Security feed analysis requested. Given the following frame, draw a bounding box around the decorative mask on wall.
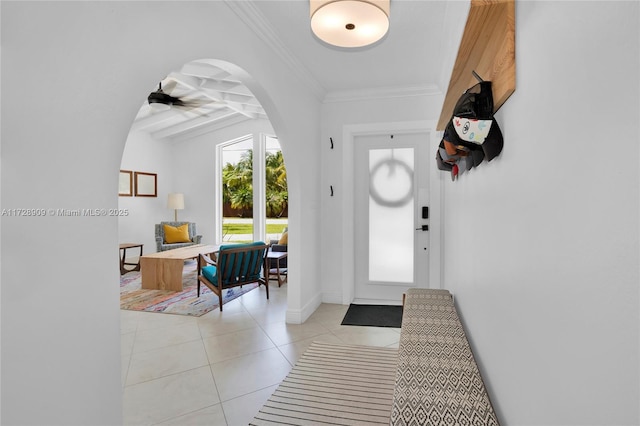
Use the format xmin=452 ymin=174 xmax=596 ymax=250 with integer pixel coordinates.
xmin=436 ymin=79 xmax=504 ymax=181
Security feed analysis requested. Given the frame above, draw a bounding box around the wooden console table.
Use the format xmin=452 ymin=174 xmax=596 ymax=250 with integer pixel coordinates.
xmin=119 ymin=243 xmax=143 ymax=275
xmin=140 ymin=244 xmax=219 ymax=291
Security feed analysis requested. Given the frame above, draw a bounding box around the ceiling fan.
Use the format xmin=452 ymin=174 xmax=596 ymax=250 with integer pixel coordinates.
xmin=147 ymin=80 xmax=212 ymax=111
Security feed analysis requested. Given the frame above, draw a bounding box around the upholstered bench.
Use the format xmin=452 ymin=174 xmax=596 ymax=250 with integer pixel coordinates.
xmin=391 ymin=288 xmax=499 ymax=425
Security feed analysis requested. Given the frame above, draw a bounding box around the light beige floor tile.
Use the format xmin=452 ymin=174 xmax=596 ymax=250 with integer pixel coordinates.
xmin=263 ymin=285 xmax=288 ymax=298
xmin=120 ymin=310 xmax=140 ymax=334
xmin=241 ymin=286 xmax=287 ymax=306
xmin=202 ymin=327 xmax=275 ymax=364
xmin=134 ymin=311 xmax=195 ymax=332
xmin=222 ymin=385 xmax=278 ymax=426
xmin=121 ymin=283 xmax=410 ymax=425
xmin=309 ymin=302 xmax=350 ymax=316
xmin=133 ymin=321 xmax=202 ymax=353
xmin=237 ymin=287 xmax=274 ymax=307
xmin=199 ymin=294 xmax=247 ymax=316
xmin=126 ymin=340 xmax=209 ymax=386
xmin=277 ymin=333 xmax=343 ymax=365
xmin=210 ymin=348 xmax=291 ymax=402
xmin=156 ymin=403 xmax=227 ymax=426
xmin=306 ymin=303 xmax=350 ymax=330
xmin=123 ymin=365 xmax=219 ymax=426
xmin=260 ymin=319 xmax=330 ymax=346
xmin=122 ymin=354 xmax=130 ymax=389
xmin=197 ymin=310 xmax=259 ymax=338
xmin=121 ymin=331 xmax=136 ymax=356
xmin=331 ymin=325 xmax=401 ymax=347
xmin=244 ymin=304 xmax=288 ymax=325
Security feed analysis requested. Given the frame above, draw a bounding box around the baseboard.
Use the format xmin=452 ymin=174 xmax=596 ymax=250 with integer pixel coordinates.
xmin=352 ymin=298 xmax=403 ymax=306
xmin=286 ymin=292 xmax=322 ymax=324
xmin=321 ymin=292 xmax=343 ymax=305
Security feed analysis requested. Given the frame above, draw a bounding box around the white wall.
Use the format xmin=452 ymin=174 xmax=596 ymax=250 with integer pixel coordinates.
xmin=170 ymin=118 xmax=275 ymax=246
xmin=118 ymin=118 xmax=275 ymax=255
xmin=442 ymin=1 xmax=639 ymax=424
xmin=4 ymin=1 xmax=637 ymax=424
xmin=319 ymin=91 xmax=444 ymax=303
xmin=119 ymin=131 xmax=175 ymax=253
xmin=0 ymin=2 xmax=320 ymax=424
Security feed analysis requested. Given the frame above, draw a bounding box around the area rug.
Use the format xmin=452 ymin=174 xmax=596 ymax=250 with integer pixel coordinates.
xmin=120 ymin=260 xmax=258 ymax=316
xmin=251 ymin=342 xmax=398 ymax=425
xmin=341 ymin=304 xmax=403 ymax=328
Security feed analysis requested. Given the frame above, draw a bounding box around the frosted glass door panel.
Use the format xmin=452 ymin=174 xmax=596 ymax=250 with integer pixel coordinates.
xmin=368 ymin=148 xmax=414 ymax=283
xmin=353 ymin=131 xmax=429 ymax=303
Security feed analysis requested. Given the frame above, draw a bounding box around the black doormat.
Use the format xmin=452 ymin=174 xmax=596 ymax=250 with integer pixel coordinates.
xmin=341 ymin=304 xmax=403 ymax=328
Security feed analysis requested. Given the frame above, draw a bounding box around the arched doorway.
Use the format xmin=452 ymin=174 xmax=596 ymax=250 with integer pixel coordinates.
xmin=118 ymin=58 xmax=287 ymax=304
xmin=1 ymin=3 xmax=319 ymax=424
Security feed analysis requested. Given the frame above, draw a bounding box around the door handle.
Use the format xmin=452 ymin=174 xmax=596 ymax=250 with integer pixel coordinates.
xmin=415 ymin=225 xmax=428 ymax=231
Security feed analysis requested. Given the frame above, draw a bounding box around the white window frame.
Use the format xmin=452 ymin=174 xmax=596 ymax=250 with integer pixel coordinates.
xmin=215 ymin=133 xmax=277 ymax=244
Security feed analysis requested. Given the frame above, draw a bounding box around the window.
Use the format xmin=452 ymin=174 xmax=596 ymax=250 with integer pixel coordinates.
xmin=217 ymin=134 xmax=287 ymax=244
xmin=221 ymin=136 xmax=254 ymax=243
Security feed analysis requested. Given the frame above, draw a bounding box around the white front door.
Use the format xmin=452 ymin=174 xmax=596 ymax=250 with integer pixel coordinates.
xmin=354 ymin=132 xmax=430 ymax=304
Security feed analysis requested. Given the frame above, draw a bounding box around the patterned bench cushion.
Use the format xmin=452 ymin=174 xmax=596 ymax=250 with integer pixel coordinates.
xmin=390 ymin=288 xmax=499 ymax=425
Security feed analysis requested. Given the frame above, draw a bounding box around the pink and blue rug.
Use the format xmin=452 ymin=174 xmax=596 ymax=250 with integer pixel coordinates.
xmin=120 ymin=260 xmax=258 ymax=316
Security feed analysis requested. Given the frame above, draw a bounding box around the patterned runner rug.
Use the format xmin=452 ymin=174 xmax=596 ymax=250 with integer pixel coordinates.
xmin=120 ymin=260 xmax=258 ymax=316
xmin=251 ymin=342 xmax=398 ymax=425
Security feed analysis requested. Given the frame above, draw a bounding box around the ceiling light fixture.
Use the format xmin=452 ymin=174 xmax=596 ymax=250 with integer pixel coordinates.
xmin=310 ymin=0 xmax=390 ymax=48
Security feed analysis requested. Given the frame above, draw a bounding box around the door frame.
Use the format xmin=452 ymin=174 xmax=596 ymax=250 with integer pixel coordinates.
xmin=353 ymin=134 xmax=429 ymax=303
xmin=341 ymin=121 xmax=443 ymax=304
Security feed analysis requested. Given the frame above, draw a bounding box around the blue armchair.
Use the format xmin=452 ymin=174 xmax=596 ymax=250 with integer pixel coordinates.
xmin=155 ymin=221 xmax=202 ymax=252
xmin=198 ymin=241 xmax=269 ymax=311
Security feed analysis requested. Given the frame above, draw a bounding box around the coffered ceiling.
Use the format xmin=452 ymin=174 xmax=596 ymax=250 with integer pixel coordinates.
xmin=132 ymin=0 xmax=469 ymax=142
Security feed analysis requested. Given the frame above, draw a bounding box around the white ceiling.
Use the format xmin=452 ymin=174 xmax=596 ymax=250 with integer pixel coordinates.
xmin=133 ymin=0 xmax=467 ymax=142
xmin=249 ymin=0 xmax=449 ymax=92
xmin=131 ymin=61 xmax=269 ymax=140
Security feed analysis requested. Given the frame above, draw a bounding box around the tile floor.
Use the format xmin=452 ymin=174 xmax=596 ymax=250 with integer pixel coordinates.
xmin=121 ymin=283 xmax=401 ymax=425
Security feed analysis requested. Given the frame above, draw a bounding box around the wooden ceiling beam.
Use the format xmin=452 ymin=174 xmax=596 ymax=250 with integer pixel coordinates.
xmin=150 ymin=111 xmax=240 ymax=140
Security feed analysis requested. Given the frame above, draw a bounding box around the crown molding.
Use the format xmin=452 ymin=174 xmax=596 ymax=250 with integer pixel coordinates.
xmin=323 ymin=84 xmax=442 ymax=103
xmin=225 ymin=0 xmax=327 ymax=101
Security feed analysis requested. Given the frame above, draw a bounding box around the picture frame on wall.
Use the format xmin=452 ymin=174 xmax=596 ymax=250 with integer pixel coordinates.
xmin=134 ymin=172 xmax=157 ymax=197
xmin=119 ymin=170 xmax=133 ymax=197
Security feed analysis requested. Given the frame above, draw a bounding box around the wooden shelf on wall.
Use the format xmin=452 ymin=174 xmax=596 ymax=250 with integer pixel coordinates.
xmin=437 ymin=0 xmax=515 ymax=131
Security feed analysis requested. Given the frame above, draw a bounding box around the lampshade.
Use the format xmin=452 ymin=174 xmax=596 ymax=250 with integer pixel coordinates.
xmin=167 ymin=193 xmax=184 ymax=210
xmin=168 ymin=193 xmax=184 ymax=221
xmin=310 ymin=0 xmax=390 ymax=48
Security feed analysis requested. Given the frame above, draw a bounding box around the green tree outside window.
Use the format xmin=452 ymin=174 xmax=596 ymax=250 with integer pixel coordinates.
xmin=222 ymin=150 xmax=288 ymax=218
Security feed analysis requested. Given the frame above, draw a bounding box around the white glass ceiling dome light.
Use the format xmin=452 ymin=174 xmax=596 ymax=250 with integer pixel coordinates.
xmin=310 ymin=0 xmax=390 ymax=48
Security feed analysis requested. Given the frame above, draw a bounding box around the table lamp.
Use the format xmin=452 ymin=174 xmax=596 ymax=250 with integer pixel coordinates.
xmin=167 ymin=193 xmax=184 ymax=221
